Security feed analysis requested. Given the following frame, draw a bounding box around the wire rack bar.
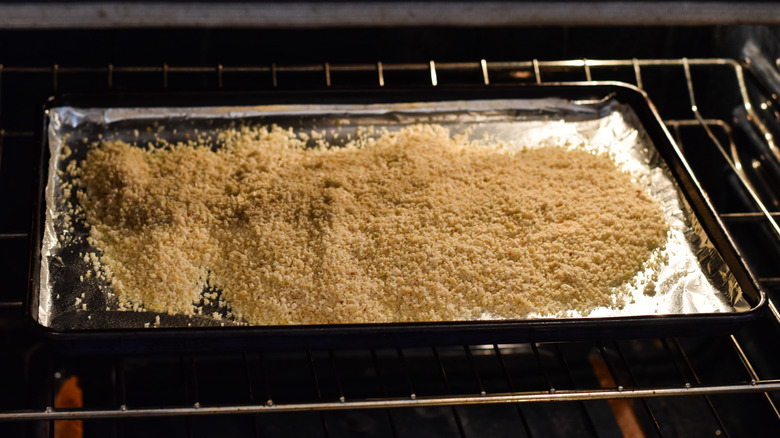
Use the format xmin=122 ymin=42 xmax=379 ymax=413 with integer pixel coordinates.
xmin=114 ymin=356 xmax=127 ymax=410
xmin=0 ymin=233 xmax=28 ymax=240
xmin=612 ymin=341 xmax=663 ymax=435
xmin=596 ymin=342 xmax=626 ymax=390
xmin=493 ymin=345 xmax=533 ymax=437
xmin=256 ymin=353 xmax=273 ymax=406
xmin=532 ymin=59 xmax=541 ymax=84
xmin=306 ymin=350 xmax=331 ymax=438
xmin=682 ymin=59 xmax=780 ymax=242
xmin=240 ymin=352 xmax=262 ymax=438
xmin=432 ymin=347 xmax=467 ymax=438
xmin=769 ymin=300 xmax=780 ymax=325
xmin=0 ymin=58 xmax=742 ymax=78
xmin=720 ymin=213 xmax=780 ymax=222
xmin=0 ymin=130 xmax=34 ymax=137
xmin=377 ymin=62 xmax=385 ymax=87
xmin=370 ymin=349 xmax=400 ymax=438
xmin=552 ymin=344 xmax=600 ymax=437
xmin=730 ymin=334 xmax=780 ymax=419
xmin=397 ymin=348 xmax=416 ymax=400
xmin=663 ymin=339 xmax=730 ymax=436
xmin=463 ymin=346 xmax=486 ymax=397
xmin=4 ymin=381 xmax=779 ymax=421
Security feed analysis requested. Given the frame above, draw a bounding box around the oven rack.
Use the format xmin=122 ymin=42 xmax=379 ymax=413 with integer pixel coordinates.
xmin=1 ymin=58 xmax=780 ymax=437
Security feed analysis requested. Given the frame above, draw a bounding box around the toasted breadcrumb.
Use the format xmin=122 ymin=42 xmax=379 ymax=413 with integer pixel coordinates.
xmin=77 ymin=124 xmax=668 ymax=324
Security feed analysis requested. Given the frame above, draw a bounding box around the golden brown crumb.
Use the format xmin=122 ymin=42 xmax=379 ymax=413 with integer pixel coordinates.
xmin=77 ymin=124 xmax=668 ymax=324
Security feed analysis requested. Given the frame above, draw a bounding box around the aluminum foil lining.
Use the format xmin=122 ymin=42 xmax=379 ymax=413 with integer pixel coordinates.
xmin=39 ymin=96 xmax=747 ymax=330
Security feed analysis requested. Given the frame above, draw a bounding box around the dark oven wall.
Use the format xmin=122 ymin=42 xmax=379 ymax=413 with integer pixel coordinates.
xmin=1 ymin=24 xmax=780 ymax=438
xmin=0 ymin=27 xmax=737 ymax=64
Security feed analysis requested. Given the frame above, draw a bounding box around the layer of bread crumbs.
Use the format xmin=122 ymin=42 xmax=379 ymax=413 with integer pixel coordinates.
xmin=76 ymin=124 xmax=668 ymax=324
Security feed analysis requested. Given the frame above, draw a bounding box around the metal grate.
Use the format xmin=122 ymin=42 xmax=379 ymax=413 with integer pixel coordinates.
xmin=1 ymin=58 xmax=780 ymax=437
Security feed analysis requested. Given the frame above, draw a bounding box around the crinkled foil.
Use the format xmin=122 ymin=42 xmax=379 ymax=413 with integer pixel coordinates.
xmin=39 ymin=97 xmax=746 ymax=330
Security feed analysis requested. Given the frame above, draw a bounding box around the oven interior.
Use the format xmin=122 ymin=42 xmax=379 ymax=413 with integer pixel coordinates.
xmin=1 ymin=26 xmax=780 ymax=437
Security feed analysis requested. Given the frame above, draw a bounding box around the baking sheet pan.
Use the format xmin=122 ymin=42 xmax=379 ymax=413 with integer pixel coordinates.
xmin=29 ymin=84 xmax=767 ymax=350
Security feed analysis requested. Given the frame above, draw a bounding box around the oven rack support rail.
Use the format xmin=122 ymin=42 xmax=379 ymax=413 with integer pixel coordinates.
xmin=0 ymin=58 xmax=779 ymax=427
xmin=1 ymin=371 xmax=779 ymax=421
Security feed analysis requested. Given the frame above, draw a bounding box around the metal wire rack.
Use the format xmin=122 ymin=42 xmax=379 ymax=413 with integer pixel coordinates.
xmin=1 ymin=58 xmax=780 ymax=437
